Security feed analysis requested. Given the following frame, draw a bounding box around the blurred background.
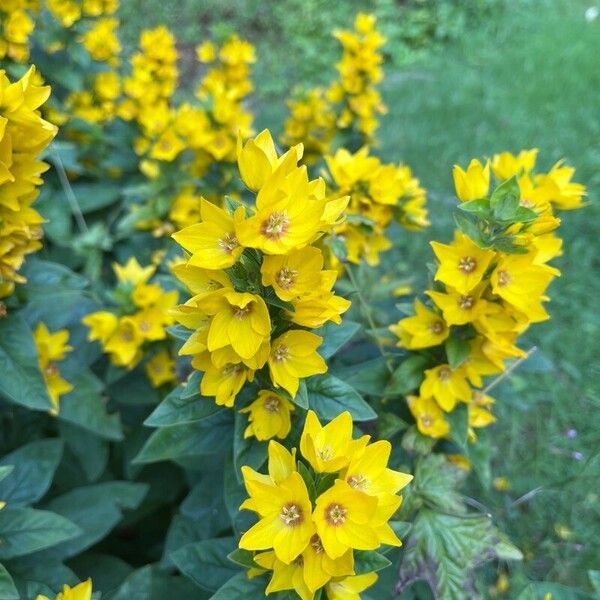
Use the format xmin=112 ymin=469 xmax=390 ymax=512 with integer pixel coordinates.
xmin=118 ymin=0 xmax=600 ymax=593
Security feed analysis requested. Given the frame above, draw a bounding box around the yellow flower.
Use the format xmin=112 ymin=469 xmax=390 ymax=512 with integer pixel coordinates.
xmin=196 ymin=40 xmax=216 ymax=62
xmin=197 ymin=290 xmax=271 ymax=360
xmin=407 ymin=395 xmax=449 ymax=439
xmin=313 ymin=480 xmax=379 ymax=559
xmin=491 ymin=149 xmax=538 ymax=181
xmin=490 ymin=254 xmax=556 ymax=322
xmin=268 ymin=331 xmax=327 ymax=397
xmin=431 ymin=233 xmax=496 ymax=294
xmin=239 ymin=471 xmax=316 ymax=564
xmin=104 ymin=316 xmax=143 ymax=368
xmin=389 ymin=299 xmax=449 ymax=350
xmin=33 ymin=323 xmax=73 ymax=415
xmin=342 ymin=440 xmax=413 ymax=499
xmin=172 ymin=199 xmax=244 ymax=269
xmin=240 ymin=390 xmax=295 ymax=441
xmin=427 ymin=284 xmax=491 ymax=326
xmin=261 ymin=247 xmax=324 ymax=301
xmin=36 ymin=578 xmax=93 ymax=600
xmin=113 ymin=257 xmax=155 ymax=286
xmin=80 ymin=17 xmax=121 ymax=65
xmin=194 ymin=357 xmax=253 ymax=408
xmin=420 ymin=364 xmax=472 ymax=412
xmin=253 ymin=551 xmax=312 ymax=600
xmin=82 ymin=311 xmax=118 ymax=344
xmin=150 ymin=128 xmax=185 ymax=161
xmin=325 ymin=572 xmax=378 ymax=600
xmin=145 ymin=349 xmax=176 ymax=387
xmin=535 ymin=160 xmax=586 ymax=210
xmin=452 ymin=159 xmax=490 ymax=201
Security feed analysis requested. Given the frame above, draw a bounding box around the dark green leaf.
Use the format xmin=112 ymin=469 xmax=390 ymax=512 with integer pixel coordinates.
xmin=343 ymin=357 xmax=392 ymax=397
xmin=0 ymin=439 xmax=63 ymax=506
xmin=234 ymin=411 xmax=266 ymax=482
xmin=377 ymin=412 xmax=409 ymax=440
xmin=446 ymin=404 xmax=469 ymax=450
xmin=386 ymin=355 xmax=429 ymax=395
xmin=227 ymin=549 xmax=258 ymax=570
xmin=490 ymin=176 xmax=520 ymax=220
xmin=210 ymin=572 xmax=267 ymax=599
xmin=354 ymin=550 xmax=392 ymax=574
xmin=170 ymin=538 xmax=239 ymax=592
xmin=0 ymin=564 xmax=19 ymax=600
xmin=307 ymin=374 xmax=376 ymax=421
xmin=70 ymin=182 xmax=121 ymax=213
xmin=0 ymin=508 xmax=81 ymax=559
xmin=145 ymin=386 xmax=223 ymax=427
xmin=0 ymin=314 xmax=53 ymax=411
xmin=314 ymin=321 xmax=361 ymax=359
xmin=457 ymin=198 xmax=490 ymax=216
xmin=444 ymin=337 xmax=471 ymax=369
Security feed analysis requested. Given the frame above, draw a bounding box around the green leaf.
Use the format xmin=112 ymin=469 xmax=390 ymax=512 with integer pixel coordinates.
xmin=446 ymin=405 xmax=469 ymax=450
xmin=0 ymin=468 xmax=12 ymax=484
xmin=227 ymin=549 xmax=258 ymax=570
xmin=0 ymin=508 xmax=81 ymax=559
xmin=490 ymin=176 xmax=520 ymax=220
xmin=444 ymin=337 xmax=471 ymax=369
xmin=210 ymin=572 xmax=267 ymax=599
xmin=167 ymin=324 xmax=192 ymax=342
xmin=589 ymin=571 xmax=600 ymax=595
xmin=377 ymin=412 xmax=409 ymax=440
xmin=386 ymin=355 xmax=429 ymax=395
xmin=41 ymin=481 xmax=148 ymax=560
xmin=145 ymin=386 xmax=223 ymax=427
xmin=0 ymin=564 xmax=19 ymax=600
xmin=291 ymin=380 xmax=309 ymax=409
xmin=171 ymin=538 xmax=239 ymax=592
xmin=354 ymin=550 xmax=392 ymax=574
xmin=234 ymin=411 xmax=266 ymax=482
xmin=134 ymin=412 xmax=233 ymax=464
xmin=297 ymin=460 xmax=317 ymax=504
xmin=513 ymin=206 xmax=539 ymax=223
xmin=401 ymin=426 xmax=436 ymax=456
xmin=0 ymin=314 xmax=53 ymax=411
xmin=457 ymin=198 xmax=490 ymax=216
xmin=0 ymin=439 xmax=63 ymax=506
xmin=412 ymin=455 xmax=466 ymax=514
xmin=70 ymin=181 xmax=121 ymax=213
xmin=314 ymin=320 xmax=361 ymax=359
xmin=453 ymin=212 xmax=484 ymax=245
xmin=397 ymin=508 xmax=497 ymax=600
xmin=307 ymin=374 xmax=376 ymax=421
xmin=59 ymin=422 xmax=109 ymax=482
xmin=341 ymin=357 xmax=391 ymax=397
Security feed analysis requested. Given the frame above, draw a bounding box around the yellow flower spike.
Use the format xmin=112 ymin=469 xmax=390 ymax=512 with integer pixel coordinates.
xmin=112 ymin=257 xmax=155 ymax=286
xmin=172 ymin=199 xmax=245 ymax=270
xmin=261 ymin=247 xmax=324 ymax=301
xmin=342 ymin=439 xmax=413 ymax=498
xmin=239 ymin=471 xmax=316 ymax=564
xmin=407 ymin=395 xmax=450 ymax=439
xmin=268 ymin=331 xmax=327 ymax=397
xmin=82 ymin=311 xmax=118 ymax=344
xmin=420 ymin=364 xmax=472 ymax=412
xmin=300 ymin=410 xmax=358 ymax=473
xmin=389 ymin=299 xmax=449 ymax=350
xmin=431 ymin=233 xmax=496 ymax=295
xmin=240 ymin=390 xmax=295 ymax=441
xmin=196 ymin=290 xmax=271 ymax=360
xmin=452 ymin=159 xmax=490 ymax=201
xmin=325 ymin=572 xmax=378 ymax=600
xmin=313 ymin=480 xmax=379 ymax=559
xmin=491 ymin=149 xmax=538 ymax=181
xmin=36 ymin=578 xmax=93 ymax=600
xmin=145 ymin=349 xmax=176 ymax=388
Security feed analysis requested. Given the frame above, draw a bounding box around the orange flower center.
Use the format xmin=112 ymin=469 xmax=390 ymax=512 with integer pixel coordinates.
xmin=219 ymin=232 xmax=239 ymax=254
xmin=420 ymin=414 xmax=434 ymax=427
xmin=263 ymin=395 xmax=281 ymax=414
xmin=438 ymin=366 xmax=452 ymax=382
xmin=317 ymin=445 xmax=334 ymax=461
xmin=347 ymin=473 xmax=368 ymax=491
xmin=120 ymin=329 xmax=134 ymax=342
xmin=232 ymin=304 xmax=252 ymax=319
xmin=458 ymin=295 xmax=475 ymax=309
xmin=310 ymin=534 xmax=324 ymax=554
xmin=429 ymin=320 xmax=445 ymax=335
xmin=280 ymin=503 xmax=303 ymax=527
xmin=497 ymin=269 xmax=511 ymax=287
xmin=458 ymin=256 xmax=477 ymax=274
xmin=223 ymin=363 xmax=244 ymax=377
xmin=325 ymin=503 xmax=347 ymax=526
xmin=45 ymin=363 xmax=59 ymax=377
xmin=261 ymin=211 xmax=290 ymax=240
xmin=272 ymin=344 xmax=289 ymax=363
xmin=275 ymin=267 xmax=297 ymax=290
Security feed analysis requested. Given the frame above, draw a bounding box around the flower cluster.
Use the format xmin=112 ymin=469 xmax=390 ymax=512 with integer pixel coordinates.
xmin=82 ymin=257 xmax=178 ymax=387
xmin=239 ymin=411 xmax=412 ymax=600
xmin=0 ymin=0 xmax=36 ymax=63
xmin=281 ymin=88 xmax=336 ymax=165
xmin=33 ymin=322 xmax=73 ymax=415
xmin=0 ymin=66 xmax=57 ymax=299
xmin=282 ymin=13 xmax=386 ymax=161
xmin=325 ymin=146 xmax=429 ymax=266
xmin=328 ymin=13 xmax=386 ymax=141
xmin=390 ymin=150 xmax=585 ymax=439
xmin=46 ymin=0 xmax=118 ymax=28
xmin=170 ymin=129 xmax=350 ymax=412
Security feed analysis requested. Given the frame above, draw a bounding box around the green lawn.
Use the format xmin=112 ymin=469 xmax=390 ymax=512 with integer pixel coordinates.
xmin=124 ymin=0 xmax=600 ymax=591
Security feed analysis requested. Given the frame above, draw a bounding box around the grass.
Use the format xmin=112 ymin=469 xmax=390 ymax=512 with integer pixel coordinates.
xmin=124 ymin=0 xmax=600 ymax=591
